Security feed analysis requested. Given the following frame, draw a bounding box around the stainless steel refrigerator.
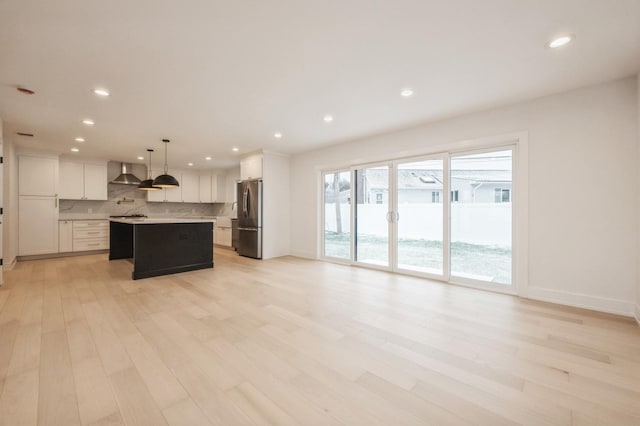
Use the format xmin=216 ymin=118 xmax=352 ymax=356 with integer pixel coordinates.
xmin=237 ymin=179 xmax=262 ymax=259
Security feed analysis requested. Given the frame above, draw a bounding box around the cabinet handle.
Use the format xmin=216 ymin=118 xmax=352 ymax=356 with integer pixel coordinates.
xmin=87 ymin=243 xmax=100 ymax=246
xmin=87 ymin=231 xmax=100 ymax=234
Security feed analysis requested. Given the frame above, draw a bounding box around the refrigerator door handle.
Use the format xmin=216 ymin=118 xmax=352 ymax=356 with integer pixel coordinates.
xmin=245 ymin=187 xmax=250 ymax=217
xmin=238 ymin=227 xmax=258 ymax=232
xmin=243 ymin=188 xmax=248 ymax=217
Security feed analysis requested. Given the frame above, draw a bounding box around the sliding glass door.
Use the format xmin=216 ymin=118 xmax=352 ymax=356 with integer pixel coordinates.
xmin=395 ymin=157 xmax=445 ymax=277
xmin=321 ymin=145 xmax=515 ymax=290
xmin=450 ymin=149 xmax=513 ymax=285
xmin=323 ymin=170 xmax=351 ymax=260
xmin=354 ymin=165 xmax=391 ymax=268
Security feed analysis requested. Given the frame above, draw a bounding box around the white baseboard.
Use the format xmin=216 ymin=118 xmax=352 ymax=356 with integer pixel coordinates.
xmin=635 ymin=304 xmax=640 ymax=326
xmin=526 ymin=286 xmax=635 ymax=317
xmin=289 ymin=250 xmax=316 ymax=259
xmin=2 ymin=257 xmax=16 ymax=271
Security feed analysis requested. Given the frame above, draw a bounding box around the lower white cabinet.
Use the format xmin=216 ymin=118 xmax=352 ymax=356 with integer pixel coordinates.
xmin=58 ymin=219 xmax=110 ymax=253
xmin=19 ymin=196 xmax=59 ymax=256
xmin=59 ymin=221 xmax=73 ymax=252
xmin=214 ymin=224 xmax=232 ymax=247
xmin=73 ymin=220 xmax=109 ymax=251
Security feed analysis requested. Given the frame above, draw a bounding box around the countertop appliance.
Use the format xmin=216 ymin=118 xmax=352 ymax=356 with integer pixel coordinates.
xmin=237 ymin=179 xmax=262 ymax=259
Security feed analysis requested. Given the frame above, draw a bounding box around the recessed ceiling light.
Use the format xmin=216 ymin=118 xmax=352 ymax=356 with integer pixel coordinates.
xmin=205 ymin=156 xmax=212 ymax=161
xmin=187 ymin=162 xmax=194 ymax=167
xmin=75 ymin=137 xmax=85 ymax=142
xmin=93 ymin=88 xmax=110 ymax=97
xmin=137 ymin=156 xmax=144 ymax=160
xmin=82 ymin=119 xmax=95 ymax=126
xmin=71 ymin=147 xmax=80 ymax=152
xmin=232 ymin=147 xmax=239 ymax=152
xmin=274 ymin=132 xmax=283 ymax=139
xmin=17 ymin=87 xmax=35 ymax=95
xmin=401 ymin=88 xmax=414 ymax=97
xmin=548 ymin=35 xmax=573 ymax=49
xmin=323 ymin=115 xmax=333 ymax=123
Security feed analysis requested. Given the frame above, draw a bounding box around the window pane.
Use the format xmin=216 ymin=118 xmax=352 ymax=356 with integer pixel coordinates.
xmin=323 ymin=171 xmax=351 ymax=259
xmin=355 ymin=166 xmax=389 ymax=267
xmin=450 ymin=150 xmax=512 ymax=284
xmin=397 ymin=159 xmax=444 ymax=275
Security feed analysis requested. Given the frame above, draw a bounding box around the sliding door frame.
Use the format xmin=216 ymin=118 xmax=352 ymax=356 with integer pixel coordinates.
xmin=350 ymin=160 xmax=394 ymax=272
xmin=392 ymin=152 xmax=449 ymax=281
xmin=447 ymin=143 xmax=517 ymax=295
xmin=318 ymin=131 xmax=529 ymax=298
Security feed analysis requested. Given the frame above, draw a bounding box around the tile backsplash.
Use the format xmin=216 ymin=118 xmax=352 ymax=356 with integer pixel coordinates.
xmin=60 ymin=184 xmax=223 ymax=217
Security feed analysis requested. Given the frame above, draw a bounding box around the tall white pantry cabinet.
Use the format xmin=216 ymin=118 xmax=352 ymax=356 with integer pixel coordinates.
xmin=18 ymin=155 xmax=59 ymax=256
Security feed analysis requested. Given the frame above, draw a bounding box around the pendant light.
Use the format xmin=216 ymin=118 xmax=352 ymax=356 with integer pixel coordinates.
xmin=138 ymin=149 xmax=161 ymax=190
xmin=152 ymin=139 xmax=180 ymax=188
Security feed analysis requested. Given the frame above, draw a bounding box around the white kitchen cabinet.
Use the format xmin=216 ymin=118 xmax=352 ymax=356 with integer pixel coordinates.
xmin=164 ymin=184 xmax=182 ymax=202
xmin=147 ymin=170 xmax=166 ymax=202
xmin=73 ymin=220 xmax=109 ymax=251
xmin=214 ymin=217 xmax=232 ymax=247
xmin=240 ymin=154 xmax=262 ymax=180
xmin=19 ymin=196 xmax=59 ymax=255
xmin=146 ymin=169 xmax=180 ymax=202
xmin=59 ymin=161 xmax=85 ymax=199
xmin=19 ymin=155 xmax=58 ymax=196
xmin=59 ymin=161 xmax=108 ymax=200
xmin=59 ymin=220 xmax=73 ymax=252
xmin=199 ymin=175 xmax=212 ymax=203
xmin=210 ymin=175 xmax=218 ymax=201
xmin=83 ymin=164 xmax=108 ymax=200
xmin=181 ymin=173 xmax=199 ymax=202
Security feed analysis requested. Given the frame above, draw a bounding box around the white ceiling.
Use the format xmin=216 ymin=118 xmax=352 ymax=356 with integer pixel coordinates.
xmin=0 ymin=0 xmax=638 ymax=169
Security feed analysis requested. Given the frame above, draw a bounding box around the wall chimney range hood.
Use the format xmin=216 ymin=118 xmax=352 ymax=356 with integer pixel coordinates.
xmin=111 ymin=163 xmax=142 ymax=185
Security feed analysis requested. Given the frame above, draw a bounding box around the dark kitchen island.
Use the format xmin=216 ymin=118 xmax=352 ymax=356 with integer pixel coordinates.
xmin=109 ymin=217 xmax=214 ymax=280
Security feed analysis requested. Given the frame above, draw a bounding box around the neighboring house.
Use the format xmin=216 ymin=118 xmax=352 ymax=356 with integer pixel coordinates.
xmin=339 ymin=169 xmax=512 ymax=204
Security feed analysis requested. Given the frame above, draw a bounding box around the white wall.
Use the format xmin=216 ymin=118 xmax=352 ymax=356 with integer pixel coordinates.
xmin=262 ymin=151 xmax=290 ymax=259
xmin=290 ymin=77 xmax=638 ymax=316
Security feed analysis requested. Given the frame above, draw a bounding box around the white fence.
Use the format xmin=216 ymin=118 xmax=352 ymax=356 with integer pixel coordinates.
xmin=324 ymin=203 xmax=511 ymax=246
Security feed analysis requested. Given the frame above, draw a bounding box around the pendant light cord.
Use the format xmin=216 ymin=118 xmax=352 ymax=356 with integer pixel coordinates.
xmin=164 ymin=140 xmax=169 ymax=174
xmin=147 ymin=150 xmax=153 ymax=179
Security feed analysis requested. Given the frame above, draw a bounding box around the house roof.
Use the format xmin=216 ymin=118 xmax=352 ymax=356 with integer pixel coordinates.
xmin=362 ymin=169 xmax=511 ymax=190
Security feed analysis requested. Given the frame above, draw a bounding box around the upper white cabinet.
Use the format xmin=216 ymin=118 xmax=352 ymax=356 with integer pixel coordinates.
xmin=59 ymin=160 xmax=108 ymax=200
xmin=240 ymin=154 xmax=263 ymax=180
xmin=181 ymin=173 xmax=200 ymax=203
xmin=147 ymin=169 xmax=200 ymax=203
xmin=199 ymin=175 xmax=212 ymax=203
xmin=164 ymin=183 xmax=182 ymax=202
xmin=19 ymin=155 xmax=58 ymax=196
xmin=84 ymin=164 xmax=108 ymax=200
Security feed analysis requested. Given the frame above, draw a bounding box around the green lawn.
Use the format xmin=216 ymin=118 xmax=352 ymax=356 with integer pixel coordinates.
xmin=324 ymin=232 xmax=511 ymax=284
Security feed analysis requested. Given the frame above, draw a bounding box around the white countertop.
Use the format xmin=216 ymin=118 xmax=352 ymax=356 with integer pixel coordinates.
xmin=109 ymin=217 xmax=215 ymax=224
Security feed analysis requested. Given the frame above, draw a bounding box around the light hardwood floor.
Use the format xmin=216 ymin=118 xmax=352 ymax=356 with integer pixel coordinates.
xmin=0 ymin=248 xmax=639 ymax=426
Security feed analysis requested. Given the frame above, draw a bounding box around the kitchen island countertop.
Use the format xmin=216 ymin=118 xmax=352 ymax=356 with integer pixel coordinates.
xmin=109 ymin=217 xmax=215 ymax=224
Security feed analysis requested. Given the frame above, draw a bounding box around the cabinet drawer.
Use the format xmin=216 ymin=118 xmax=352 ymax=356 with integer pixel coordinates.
xmin=73 ymin=228 xmax=109 ymax=239
xmin=73 ymin=238 xmax=109 ymax=252
xmin=73 ymin=220 xmax=108 ymax=229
